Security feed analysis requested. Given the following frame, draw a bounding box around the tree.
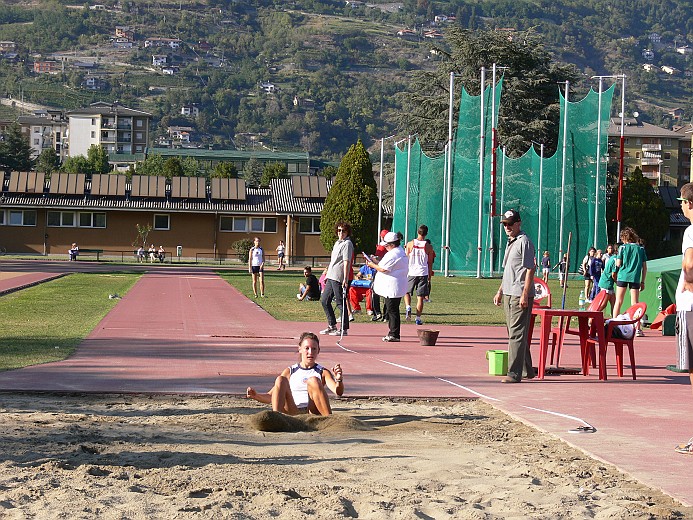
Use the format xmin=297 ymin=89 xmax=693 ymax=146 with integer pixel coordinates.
xmin=242 ymin=157 xmax=263 ymax=187
xmin=0 ymin=123 xmax=34 ymax=173
xmin=320 ymin=165 xmax=338 ymax=179
xmin=61 ymin=155 xmax=91 ymax=174
xmin=396 ymin=28 xmax=582 ymax=157
xmin=132 ymin=223 xmax=152 ymax=249
xmin=210 ymin=162 xmax=238 ymax=178
xmin=606 ymin=168 xmax=669 ymax=258
xmin=163 ymin=157 xmax=184 ymax=178
xmin=181 ymin=157 xmax=200 ymax=177
xmin=36 ymin=148 xmax=60 ymax=174
xmin=320 ymin=139 xmax=379 ymax=253
xmin=260 ymin=162 xmax=288 ymax=187
xmin=87 ymin=144 xmax=110 ymax=174
xmin=136 ymin=154 xmax=166 ymax=176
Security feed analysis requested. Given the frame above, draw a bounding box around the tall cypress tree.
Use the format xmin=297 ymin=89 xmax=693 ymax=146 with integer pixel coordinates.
xmin=320 ymin=139 xmax=378 ymax=254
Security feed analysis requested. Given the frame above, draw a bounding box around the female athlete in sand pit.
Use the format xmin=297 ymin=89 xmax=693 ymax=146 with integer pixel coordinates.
xmin=246 ymin=332 xmax=343 ymax=415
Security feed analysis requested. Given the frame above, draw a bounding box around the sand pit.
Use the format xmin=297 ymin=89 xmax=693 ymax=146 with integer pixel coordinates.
xmin=1 ymin=393 xmax=690 ymax=519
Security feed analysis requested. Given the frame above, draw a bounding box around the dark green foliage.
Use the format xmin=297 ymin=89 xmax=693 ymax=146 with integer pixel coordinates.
xmin=606 ymin=168 xmax=669 ymax=258
xmin=397 ymin=28 xmax=582 ymax=158
xmin=210 ymin=162 xmax=238 ymax=179
xmin=260 ymin=162 xmax=288 ymax=187
xmin=87 ymin=144 xmax=111 ymax=174
xmin=135 ymin=154 xmax=165 ymax=176
xmin=242 ymin=157 xmax=263 ymax=187
xmin=232 ymin=238 xmax=254 ymax=262
xmin=320 ymin=140 xmax=378 ymax=253
xmin=163 ymin=157 xmax=184 ymax=179
xmin=0 ymin=123 xmax=34 ymax=173
xmin=36 ymin=148 xmax=60 ymax=174
xmin=61 ymin=155 xmax=91 ymax=174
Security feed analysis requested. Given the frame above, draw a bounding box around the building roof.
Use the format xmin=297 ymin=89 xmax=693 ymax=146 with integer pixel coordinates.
xmin=151 ymin=147 xmax=310 ymax=162
xmin=607 ymin=118 xmax=682 ymax=139
xmin=0 ymin=175 xmax=334 ymax=216
xmin=66 ymin=102 xmax=152 ymax=118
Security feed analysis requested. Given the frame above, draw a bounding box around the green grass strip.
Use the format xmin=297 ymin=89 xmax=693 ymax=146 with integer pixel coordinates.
xmin=218 ymin=269 xmax=584 ymax=326
xmin=0 ymin=272 xmax=140 ymax=371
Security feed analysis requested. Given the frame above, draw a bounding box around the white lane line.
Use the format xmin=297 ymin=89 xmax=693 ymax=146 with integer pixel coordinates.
xmin=435 ymin=377 xmax=499 ymax=401
xmin=334 ymin=340 xmax=594 ymax=429
xmin=376 ymin=359 xmax=422 ymax=373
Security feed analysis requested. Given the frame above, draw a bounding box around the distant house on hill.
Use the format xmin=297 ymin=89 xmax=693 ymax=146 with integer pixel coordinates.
xmin=260 ymin=82 xmax=276 ymax=93
xmin=642 ymin=49 xmax=655 ymax=60
xmin=115 ymin=26 xmax=134 ymax=39
xmin=676 ymin=45 xmax=692 ymax=56
xmin=33 ymin=61 xmax=59 ymax=74
xmin=144 ymin=37 xmax=181 ymax=49
xmin=152 ymin=55 xmax=168 ymax=67
xmin=181 ymin=105 xmax=200 ymax=118
xmin=661 ymin=65 xmax=679 ymax=75
xmin=643 ymin=63 xmax=657 ymax=72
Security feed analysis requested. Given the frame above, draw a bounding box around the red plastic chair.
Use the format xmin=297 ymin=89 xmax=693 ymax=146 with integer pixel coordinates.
xmin=549 ymin=289 xmax=609 ymax=366
xmin=586 ymin=302 xmax=647 ymax=380
xmin=533 ymin=278 xmax=552 ymax=308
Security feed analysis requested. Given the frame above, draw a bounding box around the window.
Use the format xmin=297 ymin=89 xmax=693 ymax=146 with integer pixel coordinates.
xmin=91 ymin=118 xmax=96 ymax=125
xmin=91 ymin=131 xmax=96 ymax=139
xmin=47 ymin=211 xmax=74 ymax=227
xmin=9 ymin=210 xmax=37 ymax=226
xmin=153 ymin=214 xmax=169 ymax=230
xmin=135 ymin=132 xmax=143 ymax=140
xmin=220 ymin=216 xmax=247 ymax=232
xmin=34 ymin=138 xmax=40 ymax=145
xmin=664 ymin=152 xmax=672 ymax=160
xmin=299 ymin=217 xmax=321 ymax=234
xmin=287 ymin=163 xmax=297 ymax=173
xmin=33 ymin=126 xmax=40 ymax=134
xmin=635 ymin=152 xmax=641 ymax=159
xmin=79 ymin=212 xmax=106 ymax=228
xmin=135 ymin=145 xmax=143 ymax=152
xmin=136 ymin=120 xmax=143 ymax=128
xmin=0 ymin=211 xmax=4 ymax=225
xmin=251 ymin=217 xmax=277 ymax=233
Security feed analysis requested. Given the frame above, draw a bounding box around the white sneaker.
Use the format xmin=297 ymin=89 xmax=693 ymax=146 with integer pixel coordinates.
xmin=320 ymin=326 xmax=336 ymax=335
xmin=367 ymin=310 xmax=374 ymax=315
xmin=405 ymin=307 xmax=412 ymax=321
xmin=328 ymin=329 xmax=346 ymax=336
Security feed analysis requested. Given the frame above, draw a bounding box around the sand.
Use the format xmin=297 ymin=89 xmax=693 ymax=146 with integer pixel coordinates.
xmin=1 ymin=394 xmax=691 ymax=519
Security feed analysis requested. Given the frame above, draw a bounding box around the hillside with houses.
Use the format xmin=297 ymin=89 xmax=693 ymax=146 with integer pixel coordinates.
xmin=0 ymin=0 xmax=690 ymax=161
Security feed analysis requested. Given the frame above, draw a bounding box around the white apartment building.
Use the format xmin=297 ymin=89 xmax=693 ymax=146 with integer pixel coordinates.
xmin=66 ymin=102 xmax=152 ymax=166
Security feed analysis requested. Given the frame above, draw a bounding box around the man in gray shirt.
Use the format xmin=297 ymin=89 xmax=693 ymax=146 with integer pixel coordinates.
xmin=320 ymin=221 xmax=354 ymax=336
xmin=493 ymin=209 xmax=536 ymax=383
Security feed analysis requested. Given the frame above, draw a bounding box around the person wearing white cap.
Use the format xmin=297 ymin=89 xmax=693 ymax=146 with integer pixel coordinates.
xmin=366 ymin=231 xmax=408 ymax=342
xmin=493 ymin=209 xmax=536 ymax=383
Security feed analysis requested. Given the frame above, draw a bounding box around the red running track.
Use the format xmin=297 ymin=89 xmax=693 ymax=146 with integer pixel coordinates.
xmin=0 ymin=264 xmax=692 ymax=506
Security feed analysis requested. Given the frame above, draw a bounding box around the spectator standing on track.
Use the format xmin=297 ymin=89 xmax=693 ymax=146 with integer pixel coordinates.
xmin=320 ymin=221 xmax=354 ymax=337
xmin=403 ymin=224 xmax=435 ymax=326
xmin=493 ymin=209 xmax=536 ymax=384
xmin=589 ymin=249 xmax=603 ymax=301
xmin=613 ymin=227 xmax=647 ymax=336
xmin=674 ymin=183 xmax=693 ymax=454
xmin=367 ymin=231 xmax=408 ymax=342
xmin=249 ymin=237 xmax=266 ymax=298
xmin=580 ymin=247 xmax=596 ymax=300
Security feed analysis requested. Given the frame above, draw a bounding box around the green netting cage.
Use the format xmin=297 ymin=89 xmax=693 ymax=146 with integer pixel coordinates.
xmin=393 ymin=79 xmax=614 ymax=277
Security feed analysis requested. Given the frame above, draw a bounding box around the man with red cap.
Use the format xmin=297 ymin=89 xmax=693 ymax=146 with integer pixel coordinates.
xmin=493 ymin=209 xmax=536 ymax=383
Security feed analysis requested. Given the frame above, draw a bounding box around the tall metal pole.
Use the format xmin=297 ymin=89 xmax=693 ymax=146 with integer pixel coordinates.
xmin=498 ymin=146 xmax=507 ymax=273
xmin=378 ymin=135 xmax=396 ymax=243
xmin=559 ymin=81 xmax=569 ymax=257
xmin=537 ymin=143 xmax=544 ymax=262
xmin=617 ymin=74 xmax=626 ymax=240
xmin=594 ymin=76 xmax=604 ymax=248
xmin=405 ymin=135 xmax=412 ymax=243
xmin=489 ymin=63 xmax=497 ymax=277
xmin=477 ymin=67 xmax=486 ymax=278
xmin=445 ymin=72 xmax=455 ymax=277
xmin=379 ymin=137 xmax=385 ymax=243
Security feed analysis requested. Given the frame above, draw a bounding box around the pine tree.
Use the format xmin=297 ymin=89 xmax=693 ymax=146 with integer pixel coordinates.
xmin=36 ymin=148 xmax=60 ymax=174
xmin=0 ymin=123 xmax=34 ymax=173
xmin=320 ymin=140 xmax=378 ymax=254
xmin=242 ymin=157 xmax=263 ymax=187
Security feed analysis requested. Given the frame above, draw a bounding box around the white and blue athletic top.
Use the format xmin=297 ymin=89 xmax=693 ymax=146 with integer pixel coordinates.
xmin=289 ymin=363 xmax=325 ymax=408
